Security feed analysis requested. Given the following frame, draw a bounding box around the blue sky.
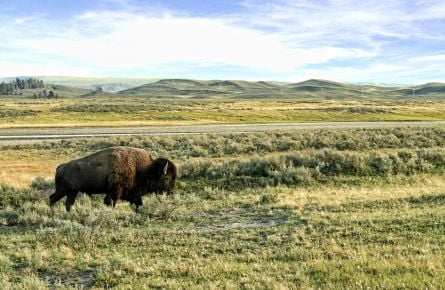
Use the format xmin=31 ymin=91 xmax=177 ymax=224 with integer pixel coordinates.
xmin=1 ymin=0 xmax=444 ymax=84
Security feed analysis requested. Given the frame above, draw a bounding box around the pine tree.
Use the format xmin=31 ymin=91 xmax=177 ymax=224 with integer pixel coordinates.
xmin=0 ymin=78 xmax=45 ymax=95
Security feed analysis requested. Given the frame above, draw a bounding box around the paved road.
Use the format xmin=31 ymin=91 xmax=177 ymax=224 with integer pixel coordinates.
xmin=0 ymin=121 xmax=444 ymax=141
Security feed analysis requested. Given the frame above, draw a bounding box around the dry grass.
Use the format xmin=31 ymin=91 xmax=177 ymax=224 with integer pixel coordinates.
xmin=0 ymin=164 xmax=56 ymax=188
xmin=0 ymin=149 xmax=63 ymax=187
xmin=0 ymin=98 xmax=444 ymax=128
xmin=272 ymin=175 xmax=445 ymax=211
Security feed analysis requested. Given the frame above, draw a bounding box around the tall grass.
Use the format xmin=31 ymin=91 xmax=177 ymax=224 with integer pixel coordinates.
xmin=180 ymin=148 xmax=445 ymax=184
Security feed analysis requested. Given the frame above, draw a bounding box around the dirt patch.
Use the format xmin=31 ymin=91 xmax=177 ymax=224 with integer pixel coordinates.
xmin=38 ymin=267 xmax=97 ymax=289
xmin=191 ymin=209 xmax=291 ymax=233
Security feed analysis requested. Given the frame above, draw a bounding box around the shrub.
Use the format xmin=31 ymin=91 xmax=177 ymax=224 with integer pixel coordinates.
xmin=260 ymin=192 xmax=279 ymax=204
xmin=1 ymin=127 xmax=444 ymax=159
xmin=367 ymin=153 xmax=391 ymax=176
xmin=180 ymin=148 xmax=445 ymax=184
xmin=30 ymin=176 xmax=54 ymax=191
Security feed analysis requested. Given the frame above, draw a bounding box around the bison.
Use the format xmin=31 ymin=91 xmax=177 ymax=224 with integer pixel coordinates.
xmin=49 ymin=146 xmax=177 ymax=212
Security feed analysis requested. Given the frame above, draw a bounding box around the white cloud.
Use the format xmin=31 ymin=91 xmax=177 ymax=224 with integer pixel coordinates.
xmin=292 ymin=63 xmax=410 ymax=83
xmin=240 ymin=0 xmax=445 ymax=44
xmin=9 ymin=10 xmax=372 ymax=74
xmin=409 ymin=54 xmax=445 ymax=62
xmin=0 ymin=0 xmax=444 ymax=82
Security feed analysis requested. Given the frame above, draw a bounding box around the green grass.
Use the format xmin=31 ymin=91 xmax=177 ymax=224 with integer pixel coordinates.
xmin=0 ymin=126 xmax=444 ymax=288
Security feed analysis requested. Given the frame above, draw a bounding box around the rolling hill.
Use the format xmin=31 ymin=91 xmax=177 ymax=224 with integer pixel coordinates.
xmin=1 ymin=76 xmax=444 ymax=99
xmin=118 ymin=78 xmax=445 ymax=99
xmin=118 ymin=79 xmax=283 ymax=98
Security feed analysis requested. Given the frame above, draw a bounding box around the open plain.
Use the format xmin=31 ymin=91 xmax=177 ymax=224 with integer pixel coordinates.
xmin=1 ymin=104 xmax=444 ymax=287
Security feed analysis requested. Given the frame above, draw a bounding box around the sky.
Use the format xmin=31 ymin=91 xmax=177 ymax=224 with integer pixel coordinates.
xmin=1 ymin=0 xmax=444 ymax=84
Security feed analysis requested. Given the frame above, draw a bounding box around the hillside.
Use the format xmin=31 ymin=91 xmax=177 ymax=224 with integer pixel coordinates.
xmin=118 ymin=79 xmax=283 ymax=98
xmin=118 ymin=78 xmax=445 ymax=99
xmin=289 ymin=79 xmax=346 ymax=88
xmin=2 ymin=76 xmax=444 ymax=99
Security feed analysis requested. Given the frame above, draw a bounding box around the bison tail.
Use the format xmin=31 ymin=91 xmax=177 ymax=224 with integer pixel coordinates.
xmin=55 ymin=163 xmax=66 ymax=179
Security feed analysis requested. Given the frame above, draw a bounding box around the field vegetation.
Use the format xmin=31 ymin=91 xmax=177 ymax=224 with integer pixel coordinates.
xmin=1 ymin=97 xmax=445 ymax=128
xmin=1 ymin=126 xmax=444 ymax=288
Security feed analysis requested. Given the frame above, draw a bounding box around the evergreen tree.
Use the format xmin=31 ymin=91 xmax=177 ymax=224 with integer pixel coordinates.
xmin=0 ymin=77 xmax=45 ymax=95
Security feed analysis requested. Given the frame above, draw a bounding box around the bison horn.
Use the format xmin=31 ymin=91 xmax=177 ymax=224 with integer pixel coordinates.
xmin=163 ymin=161 xmax=168 ymax=175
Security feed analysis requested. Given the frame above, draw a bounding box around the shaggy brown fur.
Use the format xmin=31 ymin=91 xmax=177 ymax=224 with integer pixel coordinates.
xmin=49 ymin=146 xmax=177 ymax=211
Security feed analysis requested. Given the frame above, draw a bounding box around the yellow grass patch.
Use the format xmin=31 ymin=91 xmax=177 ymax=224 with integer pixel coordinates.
xmin=273 ymin=175 xmax=445 ymax=211
xmin=0 ymin=149 xmax=60 ymax=187
xmin=1 ymin=98 xmax=445 ymax=128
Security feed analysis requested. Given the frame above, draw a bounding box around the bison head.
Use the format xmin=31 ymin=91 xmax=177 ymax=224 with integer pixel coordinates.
xmin=147 ymin=158 xmax=177 ymax=194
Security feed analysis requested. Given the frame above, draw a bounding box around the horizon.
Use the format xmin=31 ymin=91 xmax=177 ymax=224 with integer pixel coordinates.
xmin=1 ymin=0 xmax=445 ymax=84
xmin=3 ymin=75 xmax=442 ymax=88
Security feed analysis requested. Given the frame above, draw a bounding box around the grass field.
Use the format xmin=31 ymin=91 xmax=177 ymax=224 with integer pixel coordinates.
xmin=1 ymin=98 xmax=445 ymax=128
xmin=1 ymin=126 xmax=444 ymax=288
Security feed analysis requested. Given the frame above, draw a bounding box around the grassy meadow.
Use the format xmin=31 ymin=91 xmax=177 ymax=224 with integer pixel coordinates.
xmin=1 ymin=97 xmax=445 ymax=128
xmin=1 ymin=126 xmax=445 ymax=288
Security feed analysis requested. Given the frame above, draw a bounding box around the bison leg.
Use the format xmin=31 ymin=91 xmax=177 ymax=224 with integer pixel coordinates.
xmin=104 ymin=194 xmax=115 ymax=207
xmin=104 ymin=186 xmax=123 ymax=208
xmin=49 ymin=190 xmax=66 ymax=207
xmin=65 ymin=192 xmax=78 ymax=212
xmin=130 ymin=197 xmax=143 ymax=212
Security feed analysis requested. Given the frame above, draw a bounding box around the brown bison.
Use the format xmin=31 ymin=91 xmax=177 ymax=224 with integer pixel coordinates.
xmin=49 ymin=146 xmax=177 ymax=212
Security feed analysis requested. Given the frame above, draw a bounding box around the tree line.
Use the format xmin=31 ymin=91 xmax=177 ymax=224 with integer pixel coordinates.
xmin=32 ymin=89 xmax=57 ymax=99
xmin=0 ymin=77 xmax=58 ymax=98
xmin=0 ymin=77 xmax=45 ymax=95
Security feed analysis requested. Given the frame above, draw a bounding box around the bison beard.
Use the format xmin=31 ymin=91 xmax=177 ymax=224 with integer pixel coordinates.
xmin=49 ymin=146 xmax=177 ymax=212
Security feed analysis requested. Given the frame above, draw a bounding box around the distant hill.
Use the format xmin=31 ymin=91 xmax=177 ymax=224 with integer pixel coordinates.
xmin=412 ymin=82 xmax=445 ymax=95
xmin=118 ymin=79 xmax=283 ymax=98
xmin=289 ymin=79 xmax=346 ymax=89
xmin=1 ymin=76 xmax=444 ymax=99
xmin=118 ymin=78 xmax=445 ymax=99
